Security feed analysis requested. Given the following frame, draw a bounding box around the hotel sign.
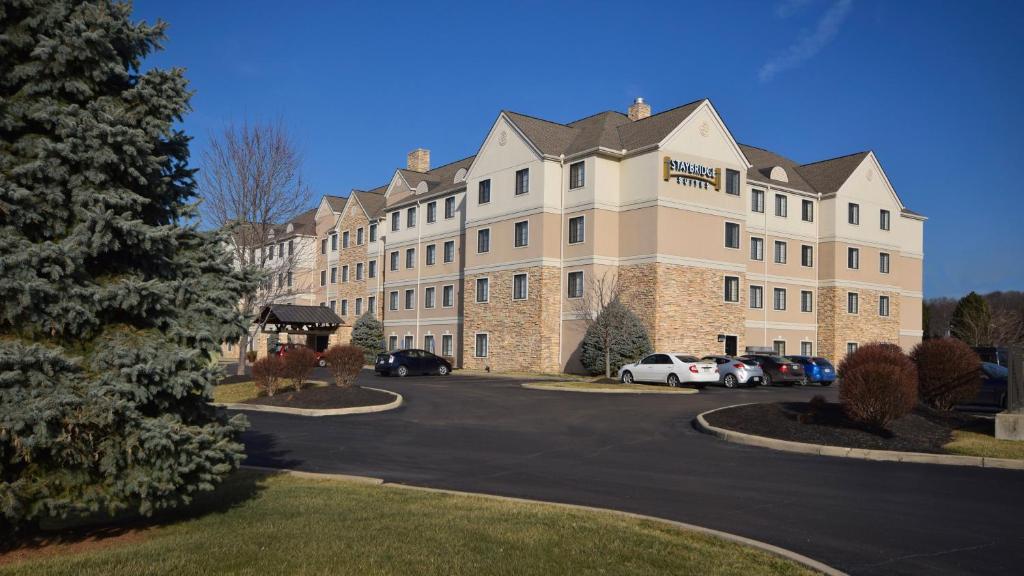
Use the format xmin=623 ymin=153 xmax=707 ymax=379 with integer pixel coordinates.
xmin=663 ymin=156 xmax=720 ymax=190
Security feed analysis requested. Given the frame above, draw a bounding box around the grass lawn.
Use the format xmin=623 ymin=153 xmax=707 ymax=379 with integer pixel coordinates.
xmin=211 ymin=380 xmax=328 ymax=403
xmin=524 ymin=381 xmax=699 ymax=394
xmin=944 ymin=419 xmax=1024 ymax=460
xmin=0 ymin=471 xmax=813 ymax=576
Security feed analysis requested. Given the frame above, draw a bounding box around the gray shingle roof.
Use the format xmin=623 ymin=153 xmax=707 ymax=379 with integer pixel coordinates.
xmin=259 ymin=304 xmax=342 ymax=326
xmin=615 ymin=99 xmax=705 ymax=151
xmin=324 ymin=195 xmax=346 ymax=212
xmin=353 ymin=186 xmax=387 ymax=218
xmin=797 ymin=152 xmax=870 ymax=195
xmin=739 ymin=144 xmax=817 ymax=193
xmin=386 ymin=156 xmax=475 ymax=210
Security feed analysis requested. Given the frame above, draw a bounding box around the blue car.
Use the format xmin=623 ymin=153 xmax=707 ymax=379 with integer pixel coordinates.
xmin=788 ymin=356 xmax=836 ymax=386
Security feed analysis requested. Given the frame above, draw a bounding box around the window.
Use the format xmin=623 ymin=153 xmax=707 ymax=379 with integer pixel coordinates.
xmin=357 ymin=227 xmax=364 ymax=245
xmin=288 ymin=239 xmax=294 ymax=256
xmin=356 ymin=262 xmax=363 ymax=280
xmin=848 ymin=247 xmax=859 ymax=269
xmin=801 ymin=290 xmax=813 ymax=313
xmin=513 ymin=273 xmax=528 ymax=300
xmin=752 ymin=189 xmax=765 ymax=213
xmin=773 ymin=340 xmax=786 ymax=356
xmin=442 ymin=334 xmax=453 ymax=357
xmin=515 ymin=168 xmax=529 ymax=195
xmin=880 ymin=209 xmax=891 ymax=231
xmin=407 ymin=207 xmax=417 ymax=228
xmin=443 ymin=240 xmax=455 ymax=263
xmin=286 ymin=271 xmax=293 ymax=287
xmin=474 ymin=333 xmax=489 ymax=357
xmin=801 ymin=245 xmax=813 ymax=267
xmin=775 ymin=194 xmax=787 ymax=217
xmin=276 ymin=273 xmax=282 ymax=288
xmin=801 ymin=342 xmax=813 ymax=356
xmin=750 ymin=237 xmax=764 ymax=261
xmin=724 ymin=276 xmax=740 ymax=302
xmin=391 ymin=211 xmax=400 ymax=232
xmin=725 ymin=222 xmax=740 ymax=249
xmin=567 ymin=271 xmax=584 ymax=298
xmin=568 ymin=216 xmax=585 ymax=244
xmin=848 ymin=292 xmax=859 ymax=314
xmin=369 ymin=223 xmax=377 ymax=242
xmin=750 ymin=285 xmax=763 ymax=309
xmin=278 ymin=243 xmax=283 ymax=257
xmin=355 ymin=298 xmax=363 ymax=316
xmin=342 ymin=230 xmax=350 ymax=248
xmin=368 ymin=260 xmax=377 ymax=278
xmin=879 ymin=295 xmax=891 ymax=317
xmin=848 ymin=203 xmax=860 ymax=225
xmin=476 ymin=278 xmax=489 ymax=303
xmin=267 ymin=246 xmax=273 ymax=261
xmin=847 ymin=342 xmax=859 ymax=355
xmin=426 ymin=201 xmax=437 ymax=223
xmin=774 ymin=241 xmax=787 ymax=264
xmin=320 ymin=238 xmax=328 ymax=254
xmin=404 ymin=289 xmax=415 ymax=310
xmin=344 ymin=265 xmax=352 ymax=282
xmin=718 ymin=168 xmax=738 ymax=195
xmin=341 ymin=300 xmax=348 ymax=316
xmin=442 ymin=285 xmax=454 ymax=307
xmin=320 ymin=270 xmax=327 ymax=287
xmin=403 ymin=335 xmax=413 ymax=349
xmin=570 ymin=161 xmax=585 ymax=189
xmin=423 ymin=335 xmax=435 ymax=353
xmin=331 ymin=234 xmax=338 ymax=251
xmin=478 ymin=179 xmax=491 ymax=204
xmin=330 ymin=267 xmax=337 ymax=284
xmin=405 ymin=248 xmax=415 ymax=269
xmin=880 ymin=252 xmax=890 ymax=274
xmin=773 ymin=288 xmax=787 ymax=310
xmin=329 ymin=300 xmax=336 ymax=311
xmin=390 ymin=251 xmax=399 ymax=271
xmin=424 ymin=286 xmax=436 ymax=308
xmin=388 ymin=335 xmax=398 ymax=351
xmin=368 ymin=296 xmax=376 ymax=315
xmin=477 ymin=229 xmax=490 ymax=253
xmin=445 ymin=196 xmax=455 ymax=218
xmin=426 ymin=244 xmax=436 ymax=266
xmin=801 ymin=199 xmax=814 ymax=222
xmin=514 ymin=220 xmax=529 ymax=247
xmin=389 ymin=291 xmax=398 ymax=311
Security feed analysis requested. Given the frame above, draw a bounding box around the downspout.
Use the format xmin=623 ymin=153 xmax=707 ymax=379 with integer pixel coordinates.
xmin=763 ymin=188 xmax=768 ymax=347
xmin=415 ymin=200 xmax=423 ymax=348
xmin=558 ymin=153 xmax=565 ymax=371
xmin=815 ymin=192 xmax=821 ymax=355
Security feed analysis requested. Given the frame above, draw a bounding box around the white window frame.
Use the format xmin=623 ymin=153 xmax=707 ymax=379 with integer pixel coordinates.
xmin=723 ymin=275 xmax=740 ymax=303
xmin=773 ymin=287 xmax=787 ymax=311
xmin=513 ymin=220 xmax=529 ymax=248
xmin=801 ymin=290 xmax=813 ymax=313
xmin=404 ymin=288 xmax=415 ymax=310
xmin=568 ymin=215 xmax=585 ymax=245
xmin=749 ymin=285 xmax=763 ymax=309
xmin=801 ymin=245 xmax=813 ymax=268
xmin=474 ymin=332 xmax=490 ymax=358
xmin=475 ymin=277 xmax=490 ymax=303
xmin=879 ymin=295 xmax=890 ymax=317
xmin=750 ymin=236 xmax=764 ymax=261
xmin=405 ymin=247 xmax=416 ymax=269
xmin=426 ymin=201 xmax=437 ymax=224
xmin=752 ymin=189 xmax=765 ymax=213
xmin=513 ymin=272 xmax=529 ymax=300
xmin=567 ymin=270 xmax=584 ymax=299
xmin=424 ymin=286 xmax=436 ymax=309
xmin=443 ymin=240 xmax=455 ymax=263
xmin=774 ymin=241 xmax=787 ymax=264
xmin=442 ymin=334 xmax=453 ymax=357
xmin=426 ymin=244 xmax=437 ymax=266
xmin=724 ymin=222 xmax=741 ymax=249
xmin=801 ymin=341 xmax=813 ymax=356
xmin=476 ymin=228 xmax=491 ymax=254
xmin=442 ymin=284 xmax=455 ymax=308
xmin=848 ymin=247 xmax=860 ymax=270
xmin=389 ymin=290 xmax=399 ymax=311
xmin=847 ymin=292 xmax=860 ymax=315
xmin=569 ymin=161 xmax=585 ymax=189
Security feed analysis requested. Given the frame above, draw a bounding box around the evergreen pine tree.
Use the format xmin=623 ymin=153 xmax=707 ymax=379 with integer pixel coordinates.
xmin=351 ymin=313 xmax=384 ymax=362
xmin=950 ymin=291 xmax=992 ymax=346
xmin=0 ymin=0 xmax=254 ymax=531
xmin=580 ymin=301 xmax=652 ymax=376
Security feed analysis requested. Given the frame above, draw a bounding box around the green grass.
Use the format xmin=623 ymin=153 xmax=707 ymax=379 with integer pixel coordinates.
xmin=211 ymin=380 xmax=328 ymax=403
xmin=944 ymin=419 xmax=1024 ymax=460
xmin=1 ymin=471 xmax=813 ymax=576
xmin=524 ymin=381 xmax=699 ymax=394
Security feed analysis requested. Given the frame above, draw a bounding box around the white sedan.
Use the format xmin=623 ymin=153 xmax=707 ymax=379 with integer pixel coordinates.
xmin=618 ymin=353 xmax=719 ymax=387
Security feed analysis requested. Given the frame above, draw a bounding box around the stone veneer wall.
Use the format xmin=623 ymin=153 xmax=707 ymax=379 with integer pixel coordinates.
xmin=817 ymin=287 xmax=900 ymax=362
xmin=462 ymin=266 xmax=560 ymax=372
xmin=336 ymin=206 xmax=373 ymax=336
xmin=619 ymin=263 xmax=746 ymax=356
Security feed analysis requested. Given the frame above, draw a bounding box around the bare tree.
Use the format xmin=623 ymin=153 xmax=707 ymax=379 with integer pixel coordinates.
xmin=572 ymin=270 xmax=623 ymax=378
xmin=200 ymin=121 xmax=312 ymax=375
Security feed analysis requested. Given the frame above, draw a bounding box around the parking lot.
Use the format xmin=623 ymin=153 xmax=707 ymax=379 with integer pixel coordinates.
xmin=239 ymin=370 xmax=1023 ymax=576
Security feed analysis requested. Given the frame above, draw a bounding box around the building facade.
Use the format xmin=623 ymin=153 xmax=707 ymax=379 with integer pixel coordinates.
xmin=246 ymin=97 xmax=925 ymax=372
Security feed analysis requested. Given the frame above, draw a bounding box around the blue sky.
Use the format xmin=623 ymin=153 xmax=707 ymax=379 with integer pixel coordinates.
xmin=134 ymin=0 xmax=1024 ymax=298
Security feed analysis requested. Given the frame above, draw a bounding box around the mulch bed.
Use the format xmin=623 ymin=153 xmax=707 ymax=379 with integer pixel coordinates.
xmin=243 ymin=385 xmax=393 ymax=410
xmin=704 ymin=401 xmax=980 ymax=454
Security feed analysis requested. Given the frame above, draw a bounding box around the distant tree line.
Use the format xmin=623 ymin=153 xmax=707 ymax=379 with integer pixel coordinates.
xmin=924 ymin=290 xmax=1024 ymax=347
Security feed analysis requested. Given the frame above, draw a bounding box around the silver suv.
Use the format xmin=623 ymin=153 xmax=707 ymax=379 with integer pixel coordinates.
xmin=700 ymin=356 xmax=765 ymax=388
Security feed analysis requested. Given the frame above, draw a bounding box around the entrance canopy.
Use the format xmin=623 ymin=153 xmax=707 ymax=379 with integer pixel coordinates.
xmin=257 ymin=304 xmax=343 ymax=334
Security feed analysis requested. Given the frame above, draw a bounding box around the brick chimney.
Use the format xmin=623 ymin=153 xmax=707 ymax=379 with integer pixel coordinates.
xmin=628 ymin=97 xmax=651 ymax=121
xmin=407 ymin=148 xmax=430 ymax=172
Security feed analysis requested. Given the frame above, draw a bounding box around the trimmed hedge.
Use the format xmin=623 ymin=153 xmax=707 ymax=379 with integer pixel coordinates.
xmin=838 ymin=342 xmax=917 ymax=431
xmin=911 ymin=338 xmax=982 ymax=410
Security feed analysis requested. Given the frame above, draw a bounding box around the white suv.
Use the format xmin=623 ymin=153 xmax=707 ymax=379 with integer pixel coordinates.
xmin=618 ymin=353 xmax=719 ymax=387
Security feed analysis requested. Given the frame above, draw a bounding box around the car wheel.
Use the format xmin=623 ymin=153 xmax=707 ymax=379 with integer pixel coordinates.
xmin=723 ymin=374 xmax=738 ymax=388
xmin=438 ymin=364 xmax=449 ymax=376
xmin=318 ymin=358 xmax=326 ymax=367
xmin=763 ymin=373 xmax=772 ymax=387
xmin=397 ymin=365 xmax=409 ymax=377
xmin=821 ymin=380 xmax=832 ymax=387
xmin=621 ymin=371 xmax=634 ymax=384
xmin=667 ymin=373 xmax=680 ymax=387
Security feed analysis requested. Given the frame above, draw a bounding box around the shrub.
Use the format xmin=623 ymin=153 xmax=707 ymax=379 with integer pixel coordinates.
xmin=252 ymin=356 xmax=286 ymax=397
xmin=911 ymin=338 xmax=982 ymax=411
xmin=838 ymin=342 xmax=917 ymax=431
xmin=323 ymin=345 xmax=365 ymax=388
xmin=351 ymin=313 xmax=385 ymax=363
xmin=580 ymin=300 xmax=652 ymax=376
xmin=283 ymin=346 xmax=316 ymax=391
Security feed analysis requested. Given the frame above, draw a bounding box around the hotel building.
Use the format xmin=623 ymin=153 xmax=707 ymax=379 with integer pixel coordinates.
xmin=252 ymin=97 xmax=925 ymax=373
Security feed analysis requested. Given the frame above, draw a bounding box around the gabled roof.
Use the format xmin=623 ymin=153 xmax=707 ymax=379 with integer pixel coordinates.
xmin=615 ymin=99 xmax=705 ymax=151
xmin=739 ymin=144 xmax=816 ymax=194
xmin=797 ymin=151 xmax=870 ymax=196
xmin=287 ymin=208 xmax=317 ymax=236
xmin=324 ymin=195 xmax=346 ymax=212
xmin=352 ymin=185 xmax=387 ymax=218
xmin=385 ymin=155 xmax=475 ymax=210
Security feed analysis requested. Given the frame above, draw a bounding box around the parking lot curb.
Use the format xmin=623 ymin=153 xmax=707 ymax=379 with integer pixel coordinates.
xmin=521 ymin=382 xmax=699 ymax=394
xmin=695 ymin=404 xmax=1024 ymax=471
xmin=215 ymin=387 xmax=402 ymax=417
xmin=243 ymin=466 xmax=844 ymax=575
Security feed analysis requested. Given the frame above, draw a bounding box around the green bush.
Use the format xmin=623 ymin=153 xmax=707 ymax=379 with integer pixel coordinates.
xmin=911 ymin=338 xmax=982 ymax=410
xmin=580 ymin=301 xmax=652 ymax=376
xmin=838 ymin=342 xmax=917 ymax=431
xmin=351 ymin=313 xmax=384 ymax=363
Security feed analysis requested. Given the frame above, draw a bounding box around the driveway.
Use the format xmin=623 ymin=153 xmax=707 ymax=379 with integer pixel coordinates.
xmin=239 ymin=371 xmax=1024 ymax=575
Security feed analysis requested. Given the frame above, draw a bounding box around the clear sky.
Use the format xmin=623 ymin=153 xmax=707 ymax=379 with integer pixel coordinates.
xmin=134 ymin=0 xmax=1024 ymax=298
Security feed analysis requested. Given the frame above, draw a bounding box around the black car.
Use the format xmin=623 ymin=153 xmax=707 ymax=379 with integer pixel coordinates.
xmin=970 ymin=362 xmax=1008 ymax=409
xmin=376 ymin=349 xmax=451 ymax=377
xmin=739 ymin=354 xmax=806 ymax=386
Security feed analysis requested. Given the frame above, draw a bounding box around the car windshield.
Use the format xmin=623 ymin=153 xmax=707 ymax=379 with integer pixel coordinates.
xmin=738 ymin=358 xmax=758 ymax=366
xmin=772 ymin=356 xmax=794 ymax=363
xmin=675 ymin=355 xmax=699 ymax=363
xmin=982 ymin=362 xmax=1008 ymax=379
xmin=813 ymin=357 xmax=831 ymax=365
